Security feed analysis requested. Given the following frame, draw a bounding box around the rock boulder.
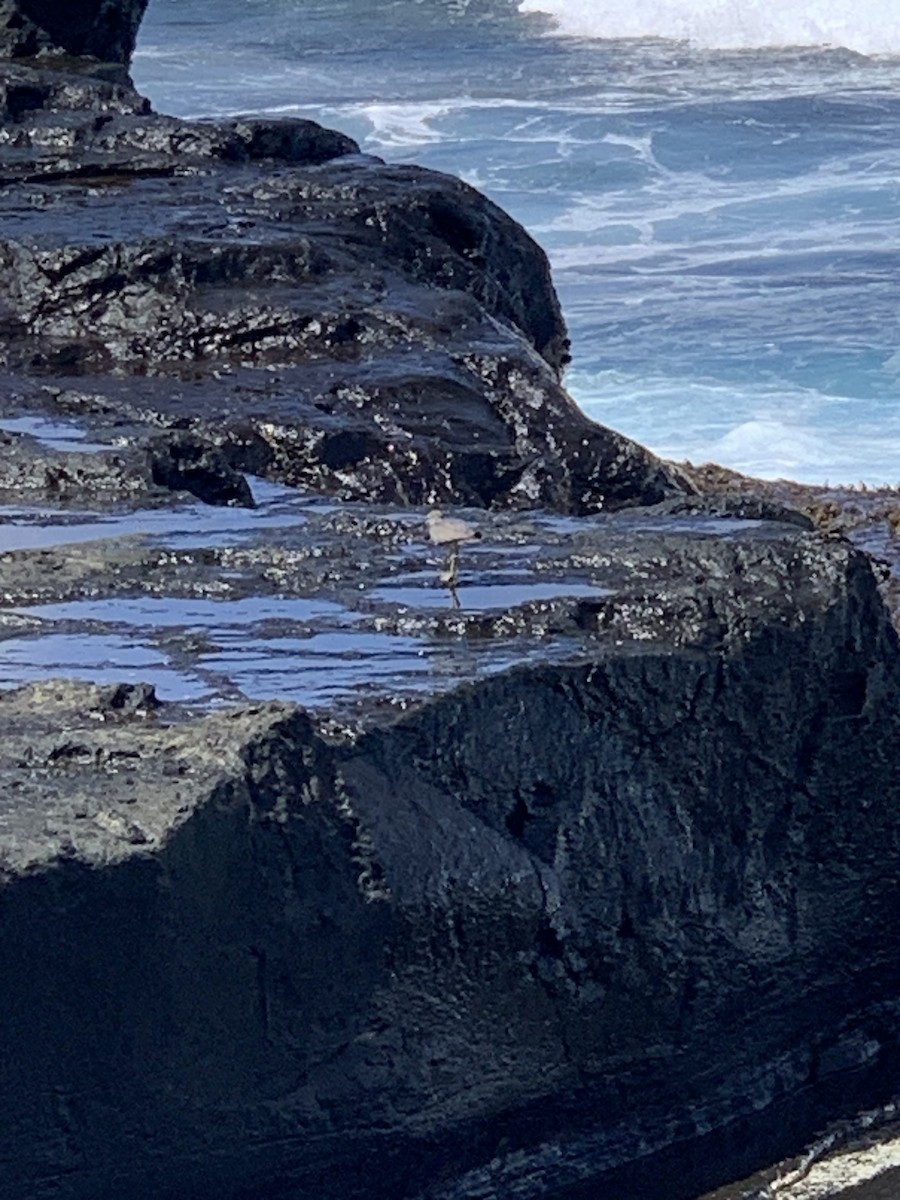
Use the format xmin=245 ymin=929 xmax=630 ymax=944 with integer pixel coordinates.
xmin=0 ymin=0 xmax=149 ymax=66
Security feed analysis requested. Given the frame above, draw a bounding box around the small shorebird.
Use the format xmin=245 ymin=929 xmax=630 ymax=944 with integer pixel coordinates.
xmin=425 ymin=508 xmax=481 ymax=589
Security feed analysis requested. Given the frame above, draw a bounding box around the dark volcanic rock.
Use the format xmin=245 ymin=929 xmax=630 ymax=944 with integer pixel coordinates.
xmin=0 ymin=60 xmax=145 ymax=123
xmin=0 ymin=0 xmax=149 ymax=66
xmin=0 ymin=415 xmax=257 ymax=507
xmin=1 ymin=514 xmax=900 ymax=1200
xmin=147 ymin=429 xmax=255 ymax=507
xmin=0 ymin=45 xmax=687 ymax=514
xmin=4 ymin=7 xmax=900 ymax=1200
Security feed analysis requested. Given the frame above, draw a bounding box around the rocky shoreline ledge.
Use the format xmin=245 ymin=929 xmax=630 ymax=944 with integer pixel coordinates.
xmin=3 ymin=4 xmax=900 ymax=1199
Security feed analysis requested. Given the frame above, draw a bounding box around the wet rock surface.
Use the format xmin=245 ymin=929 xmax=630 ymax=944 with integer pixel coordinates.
xmin=3 ymin=6 xmax=900 ymax=1200
xmin=0 ymin=487 xmax=843 ymax=713
xmin=3 ymin=487 xmax=900 ymax=1200
xmin=0 ymin=40 xmax=684 ymax=515
xmin=678 ymin=462 xmax=900 ymax=635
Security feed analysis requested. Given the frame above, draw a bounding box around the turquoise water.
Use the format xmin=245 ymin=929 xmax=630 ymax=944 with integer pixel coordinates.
xmin=133 ymin=0 xmax=900 ymax=485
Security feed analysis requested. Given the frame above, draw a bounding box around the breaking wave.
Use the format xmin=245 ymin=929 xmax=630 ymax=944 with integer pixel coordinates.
xmin=517 ymin=0 xmax=900 ymax=53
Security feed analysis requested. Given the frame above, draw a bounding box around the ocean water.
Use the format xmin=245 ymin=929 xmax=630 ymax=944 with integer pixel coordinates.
xmin=132 ymin=0 xmax=900 ymax=486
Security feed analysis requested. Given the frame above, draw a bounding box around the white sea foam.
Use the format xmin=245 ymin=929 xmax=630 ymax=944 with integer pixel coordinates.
xmin=356 ymin=101 xmax=452 ymax=147
xmin=570 ymin=372 xmax=900 ymax=486
xmin=339 ymin=95 xmax=581 ymax=154
xmin=518 ymin=0 xmax=900 ymax=54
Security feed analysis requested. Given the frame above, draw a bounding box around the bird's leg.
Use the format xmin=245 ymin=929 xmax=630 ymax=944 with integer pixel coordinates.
xmin=442 ymin=544 xmax=460 ymax=589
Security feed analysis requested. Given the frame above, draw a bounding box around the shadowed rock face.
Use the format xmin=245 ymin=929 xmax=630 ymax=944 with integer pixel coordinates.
xmin=0 ymin=0 xmax=149 ymax=64
xmin=2 ymin=518 xmax=900 ymax=1200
